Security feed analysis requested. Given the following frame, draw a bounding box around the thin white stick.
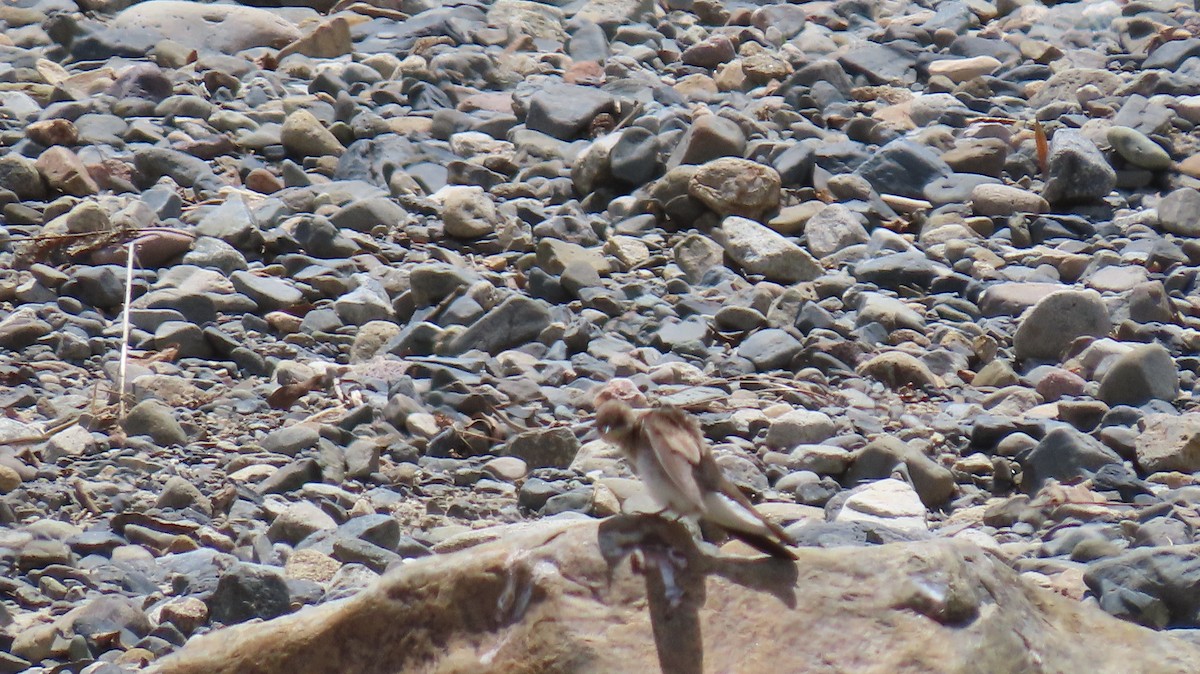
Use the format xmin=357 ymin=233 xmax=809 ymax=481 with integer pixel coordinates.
xmin=117 ymin=241 xmax=136 ymax=421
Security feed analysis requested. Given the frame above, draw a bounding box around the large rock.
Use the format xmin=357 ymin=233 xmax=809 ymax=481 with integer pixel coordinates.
xmin=1135 ymin=413 xmax=1200 ymax=474
xmin=111 ymin=1 xmax=301 ymax=54
xmin=1096 ymin=343 xmax=1178 ymax=407
xmin=1013 ymin=289 xmax=1111 ymax=362
xmin=441 ymin=295 xmax=551 ymax=355
xmin=719 ymin=216 xmax=822 ymax=283
xmin=1018 ymin=426 xmax=1122 ymax=494
xmin=1085 ymin=545 xmax=1200 ymax=629
xmin=153 ymin=517 xmax=1200 ymax=674
xmin=1041 ymin=129 xmax=1116 ymax=206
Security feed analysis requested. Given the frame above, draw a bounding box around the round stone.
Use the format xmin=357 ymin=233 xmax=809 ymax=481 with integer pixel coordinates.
xmin=1107 ymin=126 xmax=1172 ymax=171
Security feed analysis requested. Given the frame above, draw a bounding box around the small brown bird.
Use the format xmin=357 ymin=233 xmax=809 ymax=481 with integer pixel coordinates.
xmin=594 ymin=399 xmax=798 ymax=560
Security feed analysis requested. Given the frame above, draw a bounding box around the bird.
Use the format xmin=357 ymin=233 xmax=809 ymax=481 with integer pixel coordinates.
xmin=594 ymin=398 xmax=798 ymax=560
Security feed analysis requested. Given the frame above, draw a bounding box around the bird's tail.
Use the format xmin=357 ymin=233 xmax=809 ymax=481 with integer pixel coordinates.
xmin=726 ymin=528 xmax=799 ymax=560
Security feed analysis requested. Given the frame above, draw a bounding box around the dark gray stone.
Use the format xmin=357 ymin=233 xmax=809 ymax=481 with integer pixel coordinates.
xmin=230 ymin=270 xmax=303 ymax=312
xmin=1018 ymin=426 xmax=1123 ymax=494
xmin=207 ymin=563 xmax=291 ymax=625
xmin=736 ymin=328 xmax=802 ymax=371
xmin=505 ymin=428 xmax=580 ymax=469
xmin=525 ymin=84 xmax=615 ymax=140
xmin=854 ymin=139 xmax=951 ymax=199
xmin=1085 ymin=546 xmax=1200 ymax=628
xmin=1042 ymin=129 xmax=1116 ymax=206
xmin=442 ymin=295 xmax=551 ymax=355
xmin=262 ymin=425 xmax=319 ymax=456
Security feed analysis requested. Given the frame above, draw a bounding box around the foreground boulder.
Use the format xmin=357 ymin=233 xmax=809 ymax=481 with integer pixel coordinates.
xmin=153 ymin=517 xmax=1200 ymax=674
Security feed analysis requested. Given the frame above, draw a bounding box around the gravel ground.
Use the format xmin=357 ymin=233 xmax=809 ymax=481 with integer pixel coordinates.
xmin=5 ymin=0 xmax=1200 ymax=669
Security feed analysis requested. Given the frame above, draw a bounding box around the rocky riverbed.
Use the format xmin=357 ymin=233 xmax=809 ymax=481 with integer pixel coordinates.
xmin=5 ymin=0 xmax=1200 ymax=670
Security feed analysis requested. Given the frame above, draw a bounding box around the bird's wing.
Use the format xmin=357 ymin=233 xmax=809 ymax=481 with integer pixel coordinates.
xmin=698 ymin=456 xmax=799 ymax=547
xmin=639 ymin=407 xmax=706 ymax=508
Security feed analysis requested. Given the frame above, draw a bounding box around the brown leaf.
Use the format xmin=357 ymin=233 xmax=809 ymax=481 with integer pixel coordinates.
xmin=1033 ymin=120 xmax=1049 ymax=176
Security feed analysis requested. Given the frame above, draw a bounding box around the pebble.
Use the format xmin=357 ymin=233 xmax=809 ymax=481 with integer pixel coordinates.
xmin=720 ymin=216 xmax=822 ymax=283
xmin=1042 ymin=129 xmax=1116 ymax=206
xmin=1013 ymin=290 xmax=1111 ymax=362
xmin=1107 ymin=126 xmax=1172 ymax=171
xmin=970 ymin=183 xmax=1048 ymax=216
xmin=1096 ymin=343 xmax=1178 ymax=407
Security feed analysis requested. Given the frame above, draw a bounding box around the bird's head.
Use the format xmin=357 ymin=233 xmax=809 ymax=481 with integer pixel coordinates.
xmin=594 ymin=400 xmax=637 ymax=445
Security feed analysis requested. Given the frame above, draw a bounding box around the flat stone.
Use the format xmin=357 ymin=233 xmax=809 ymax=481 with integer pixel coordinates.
xmin=736 ymin=328 xmax=802 ymax=371
xmin=230 ymin=271 xmax=304 ymax=312
xmin=978 ymin=283 xmax=1062 ymax=318
xmin=927 ymin=55 xmax=1001 ymax=83
xmin=835 ymin=479 xmax=928 ymax=533
xmin=525 ymin=84 xmax=614 ymax=141
xmin=442 ymin=295 xmax=552 ymax=355
xmin=268 ymin=502 xmax=338 ymax=545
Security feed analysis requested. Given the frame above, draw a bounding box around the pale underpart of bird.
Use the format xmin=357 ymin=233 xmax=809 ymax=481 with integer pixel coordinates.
xmin=594 ymin=399 xmax=798 ymax=560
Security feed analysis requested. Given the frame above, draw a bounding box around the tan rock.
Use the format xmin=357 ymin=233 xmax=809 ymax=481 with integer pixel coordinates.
xmin=26 ymin=118 xmax=78 ymax=146
xmin=0 ymin=464 xmax=21 ymax=494
xmin=971 ymin=183 xmax=1049 ymax=216
xmin=152 ymin=517 xmax=1200 ymax=674
xmin=281 ymin=109 xmax=344 ymax=159
xmin=35 ymin=146 xmax=98 ymax=196
xmin=1135 ymin=413 xmax=1200 ymax=474
xmin=836 ymin=478 xmax=928 ymax=532
xmin=285 ymin=549 xmax=342 ymax=584
xmin=278 ymin=17 xmax=352 ymax=60
xmin=688 ymin=157 xmax=781 ymax=220
xmin=857 ymin=351 xmax=941 ymax=389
